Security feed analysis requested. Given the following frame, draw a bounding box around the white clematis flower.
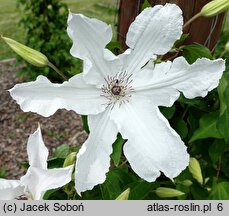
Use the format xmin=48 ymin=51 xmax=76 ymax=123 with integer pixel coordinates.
xmin=9 ymin=4 xmax=225 ymax=195
xmin=0 ymin=126 xmax=73 ymax=200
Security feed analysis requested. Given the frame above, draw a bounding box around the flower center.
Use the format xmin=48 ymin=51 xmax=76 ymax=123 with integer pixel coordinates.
xmin=111 ymin=85 xmax=122 ymax=95
xmin=15 ymin=194 xmax=29 ymax=200
xmin=101 ymin=71 xmax=134 ymax=108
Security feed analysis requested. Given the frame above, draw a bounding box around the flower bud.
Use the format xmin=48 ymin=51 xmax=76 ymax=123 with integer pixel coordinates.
xmin=225 ymin=41 xmax=229 ymax=52
xmin=181 ymin=180 xmax=193 ymax=187
xmin=204 ymin=177 xmax=210 ymax=185
xmin=63 ymin=152 xmax=76 ymax=167
xmin=115 ymin=188 xmax=130 ymax=200
xmin=155 ymin=187 xmax=185 ymax=198
xmin=1 ymin=36 xmax=49 ymax=67
xmin=188 ymin=157 xmax=203 ymax=185
xmin=200 ymin=0 xmax=229 ymax=17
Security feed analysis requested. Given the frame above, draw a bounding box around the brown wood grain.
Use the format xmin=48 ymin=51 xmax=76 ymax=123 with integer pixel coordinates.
xmin=117 ymin=0 xmax=144 ymax=50
xmin=118 ymin=0 xmax=225 ymax=51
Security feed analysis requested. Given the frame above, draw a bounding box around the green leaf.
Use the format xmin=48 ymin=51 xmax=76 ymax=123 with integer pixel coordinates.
xmin=47 ymin=158 xmax=65 ymax=169
xmin=221 ymin=153 xmax=229 ymax=178
xmin=174 ymin=168 xmax=192 ymax=182
xmin=53 ymin=144 xmax=70 ymax=159
xmin=190 ymin=182 xmax=209 ymax=199
xmin=128 ymin=181 xmax=159 ymax=200
xmin=178 ymin=93 xmax=217 ymax=111
xmin=182 ymin=44 xmax=213 ymax=64
xmin=100 ymin=167 xmax=135 ymax=200
xmin=174 ymin=34 xmax=189 ymax=47
xmin=217 ymin=73 xmax=228 ymax=115
xmin=142 ymin=0 xmax=151 ymax=10
xmin=209 ymin=182 xmax=229 ymax=200
xmin=111 ymin=134 xmax=125 ymax=167
xmin=43 ymin=188 xmax=68 ymax=200
xmin=176 ymin=182 xmax=191 ymax=200
xmin=106 ymin=41 xmax=121 ymax=54
xmin=43 ymin=188 xmax=61 ymax=200
xmin=159 ymin=105 xmax=176 ymax=120
xmin=172 ymin=118 xmax=188 ymax=139
xmin=81 ymin=115 xmax=89 ymax=134
xmin=217 ymin=72 xmax=229 ymax=143
xmin=189 ymin=111 xmax=223 ymax=143
xmin=187 ymin=108 xmax=202 ymax=137
xmin=209 ymin=140 xmax=227 ymax=164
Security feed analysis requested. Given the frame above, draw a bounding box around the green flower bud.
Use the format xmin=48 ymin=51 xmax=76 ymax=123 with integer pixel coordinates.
xmin=115 ymin=188 xmax=130 ymax=200
xmin=225 ymin=41 xmax=229 ymax=52
xmin=1 ymin=36 xmax=49 ymax=67
xmin=155 ymin=187 xmax=185 ymax=198
xmin=204 ymin=177 xmax=210 ymax=185
xmin=189 ymin=157 xmax=203 ymax=185
xmin=63 ymin=152 xmax=76 ymax=167
xmin=181 ymin=180 xmax=193 ymax=187
xmin=200 ymin=0 xmax=229 ymax=17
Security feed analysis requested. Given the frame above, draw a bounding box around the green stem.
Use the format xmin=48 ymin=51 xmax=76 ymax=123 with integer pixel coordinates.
xmin=120 ymin=159 xmax=128 ymax=167
xmin=48 ymin=61 xmax=68 ymax=81
xmin=183 ymin=13 xmax=202 ymax=29
xmin=219 ymin=49 xmax=226 ymax=58
xmin=216 ymin=157 xmax=221 ymax=180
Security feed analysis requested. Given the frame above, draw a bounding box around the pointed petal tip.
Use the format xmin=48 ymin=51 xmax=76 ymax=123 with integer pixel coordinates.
xmin=27 ymin=123 xmax=49 ymax=169
xmin=34 ymin=123 xmax=41 ymax=134
xmin=30 ymin=124 xmax=42 ymax=141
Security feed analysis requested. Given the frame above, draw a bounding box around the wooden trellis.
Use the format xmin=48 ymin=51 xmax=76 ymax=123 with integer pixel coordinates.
xmin=118 ymin=0 xmax=225 ymax=51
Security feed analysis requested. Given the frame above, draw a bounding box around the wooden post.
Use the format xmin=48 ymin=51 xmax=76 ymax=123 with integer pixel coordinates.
xmin=118 ymin=0 xmax=225 ymax=51
xmin=117 ymin=0 xmax=144 ymax=50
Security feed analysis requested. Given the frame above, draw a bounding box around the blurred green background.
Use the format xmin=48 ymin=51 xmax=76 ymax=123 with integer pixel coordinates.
xmin=0 ymin=0 xmax=117 ymax=60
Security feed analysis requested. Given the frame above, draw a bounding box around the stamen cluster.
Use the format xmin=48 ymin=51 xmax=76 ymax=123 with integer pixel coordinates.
xmin=101 ymin=71 xmax=134 ymax=107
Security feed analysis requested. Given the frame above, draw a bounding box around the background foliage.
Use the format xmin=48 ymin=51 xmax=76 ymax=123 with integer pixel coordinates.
xmin=16 ymin=0 xmax=80 ymax=82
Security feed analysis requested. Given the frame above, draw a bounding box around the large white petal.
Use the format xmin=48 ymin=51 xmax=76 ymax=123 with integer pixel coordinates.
xmin=67 ymin=12 xmax=117 ymax=84
xmin=9 ymin=74 xmax=106 ymax=117
xmin=0 ymin=179 xmax=24 ymax=200
xmin=110 ymin=96 xmax=189 ymax=181
xmin=20 ymin=166 xmax=73 ymax=200
xmin=133 ymin=57 xmax=225 ymax=106
xmin=27 ymin=125 xmax=48 ymax=170
xmin=75 ymin=109 xmax=118 ymax=195
xmin=126 ymin=4 xmax=183 ymax=74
